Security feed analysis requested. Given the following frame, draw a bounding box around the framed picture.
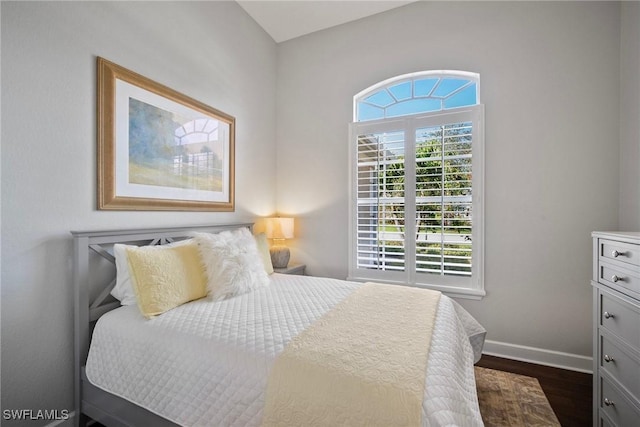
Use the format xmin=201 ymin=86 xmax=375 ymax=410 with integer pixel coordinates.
xmin=97 ymin=57 xmax=235 ymax=211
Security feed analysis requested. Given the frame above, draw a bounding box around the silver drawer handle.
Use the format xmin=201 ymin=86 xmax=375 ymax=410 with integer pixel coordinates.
xmin=612 ymin=250 xmax=627 ymax=258
xmin=604 ymin=311 xmax=615 ymax=319
xmin=611 ymin=275 xmax=625 ymax=283
xmin=604 ymin=354 xmax=615 ymax=363
xmin=604 ymin=398 xmax=615 ymax=407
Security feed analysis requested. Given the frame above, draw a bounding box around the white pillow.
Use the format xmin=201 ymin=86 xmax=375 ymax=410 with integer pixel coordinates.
xmin=111 ymin=239 xmax=193 ymax=306
xmin=193 ymin=228 xmax=270 ymax=301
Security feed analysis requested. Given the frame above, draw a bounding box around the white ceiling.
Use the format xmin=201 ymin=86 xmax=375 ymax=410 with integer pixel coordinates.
xmin=236 ymin=0 xmax=417 ymax=43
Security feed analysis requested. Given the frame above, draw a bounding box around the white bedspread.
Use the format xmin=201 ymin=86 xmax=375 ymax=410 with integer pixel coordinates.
xmin=86 ymin=274 xmax=486 ymax=426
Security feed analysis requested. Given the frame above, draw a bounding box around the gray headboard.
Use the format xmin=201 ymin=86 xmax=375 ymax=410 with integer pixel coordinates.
xmin=71 ymin=222 xmax=252 ymax=423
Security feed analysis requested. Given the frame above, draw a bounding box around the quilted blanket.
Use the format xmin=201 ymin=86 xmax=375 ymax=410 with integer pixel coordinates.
xmin=86 ymin=274 xmax=485 ymax=426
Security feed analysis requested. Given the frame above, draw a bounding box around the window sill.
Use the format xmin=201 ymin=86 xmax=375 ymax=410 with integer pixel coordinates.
xmin=346 ymin=275 xmax=485 ymax=300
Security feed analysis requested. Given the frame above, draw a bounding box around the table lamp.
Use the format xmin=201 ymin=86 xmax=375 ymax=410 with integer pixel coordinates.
xmin=265 ymin=217 xmax=294 ymax=268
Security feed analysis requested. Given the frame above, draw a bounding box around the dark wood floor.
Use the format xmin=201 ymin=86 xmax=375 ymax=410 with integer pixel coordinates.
xmin=476 ymin=355 xmax=592 ymax=427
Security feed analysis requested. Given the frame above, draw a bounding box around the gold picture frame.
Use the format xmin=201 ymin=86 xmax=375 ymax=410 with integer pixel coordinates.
xmin=97 ymin=57 xmax=235 ymax=211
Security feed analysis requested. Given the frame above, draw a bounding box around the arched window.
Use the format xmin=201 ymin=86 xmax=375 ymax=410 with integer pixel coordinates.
xmin=355 ymin=71 xmax=479 ymax=122
xmin=349 ymin=71 xmax=484 ymax=298
xmin=173 ymin=118 xmax=225 ymax=182
xmin=174 ymin=118 xmax=219 ymax=146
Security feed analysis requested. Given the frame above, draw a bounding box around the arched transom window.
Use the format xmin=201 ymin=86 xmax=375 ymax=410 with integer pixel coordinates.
xmin=355 ymin=71 xmax=479 ymax=122
xmin=175 ymin=118 xmax=219 ymax=146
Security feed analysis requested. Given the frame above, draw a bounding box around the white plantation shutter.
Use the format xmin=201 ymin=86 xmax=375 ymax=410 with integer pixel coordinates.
xmin=415 ymin=122 xmax=473 ymax=278
xmin=350 ymin=73 xmax=484 ymax=298
xmin=356 ymin=130 xmax=406 ymax=273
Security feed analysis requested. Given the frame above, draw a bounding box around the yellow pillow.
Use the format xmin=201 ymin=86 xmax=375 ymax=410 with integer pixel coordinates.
xmin=254 ymin=232 xmax=274 ymax=274
xmin=126 ymin=243 xmax=207 ymax=318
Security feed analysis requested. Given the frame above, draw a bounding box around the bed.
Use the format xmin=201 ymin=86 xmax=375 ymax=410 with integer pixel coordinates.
xmin=73 ymin=223 xmax=486 ymax=427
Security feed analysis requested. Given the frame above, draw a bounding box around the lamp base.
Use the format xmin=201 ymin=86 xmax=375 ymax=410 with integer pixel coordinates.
xmin=269 ymin=246 xmax=290 ymax=269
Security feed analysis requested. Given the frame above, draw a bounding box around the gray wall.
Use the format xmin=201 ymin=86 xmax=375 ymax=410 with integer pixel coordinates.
xmin=619 ymin=1 xmax=640 ymax=230
xmin=276 ymin=1 xmax=621 ymax=362
xmin=1 ymin=1 xmax=277 ymax=424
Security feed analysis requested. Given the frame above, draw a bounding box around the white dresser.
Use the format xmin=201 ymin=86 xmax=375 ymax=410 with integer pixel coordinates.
xmin=592 ymin=232 xmax=640 ymax=427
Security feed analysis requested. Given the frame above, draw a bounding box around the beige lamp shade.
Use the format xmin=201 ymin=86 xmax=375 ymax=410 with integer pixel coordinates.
xmin=265 ymin=217 xmax=294 ymax=240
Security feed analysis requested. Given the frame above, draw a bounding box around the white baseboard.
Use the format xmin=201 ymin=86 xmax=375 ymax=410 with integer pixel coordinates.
xmin=483 ymin=339 xmax=593 ymax=373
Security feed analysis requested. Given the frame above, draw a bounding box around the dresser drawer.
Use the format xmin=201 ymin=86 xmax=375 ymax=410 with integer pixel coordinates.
xmin=599 ymin=413 xmax=615 ymax=427
xmin=599 ymin=262 xmax=640 ymax=299
xmin=600 ymin=290 xmax=640 ymax=352
xmin=600 ymin=239 xmax=640 ymax=269
xmin=600 ymin=334 xmax=640 ymax=402
xmin=600 ymin=376 xmax=640 ymax=427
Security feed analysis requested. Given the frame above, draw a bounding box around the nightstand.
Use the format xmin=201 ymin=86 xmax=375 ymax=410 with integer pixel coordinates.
xmin=274 ymin=263 xmax=306 ymax=275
